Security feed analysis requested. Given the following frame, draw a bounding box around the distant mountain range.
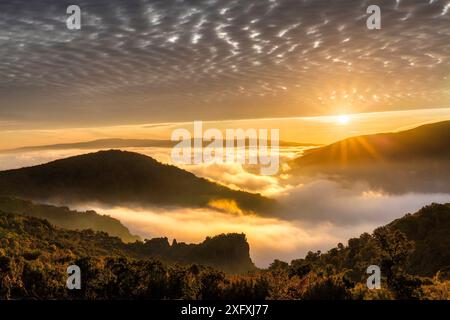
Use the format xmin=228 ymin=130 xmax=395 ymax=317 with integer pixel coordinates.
xmin=0 ymin=150 xmax=275 ymax=212
xmin=291 ymin=121 xmax=450 ymax=193
xmin=0 ymin=138 xmax=319 ymax=153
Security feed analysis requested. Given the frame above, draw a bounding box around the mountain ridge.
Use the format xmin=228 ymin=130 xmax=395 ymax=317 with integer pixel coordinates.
xmin=290 ymin=121 xmax=450 ymax=193
xmin=0 ymin=149 xmax=275 ymax=213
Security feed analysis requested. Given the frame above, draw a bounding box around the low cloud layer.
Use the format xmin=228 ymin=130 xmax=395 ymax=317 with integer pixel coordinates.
xmin=73 ymin=203 xmax=349 ymax=267
xmin=1 ymin=147 xmax=449 ymax=266
xmin=277 ymin=179 xmax=450 ymax=225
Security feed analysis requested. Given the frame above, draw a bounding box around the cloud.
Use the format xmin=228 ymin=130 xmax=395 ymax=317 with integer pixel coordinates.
xmin=179 ymin=162 xmax=284 ymax=195
xmin=1 ymin=0 xmax=450 ymax=126
xmin=277 ymin=179 xmax=450 ymax=226
xmin=73 ymin=202 xmax=345 ymax=267
xmin=2 ymin=146 xmax=449 ymax=267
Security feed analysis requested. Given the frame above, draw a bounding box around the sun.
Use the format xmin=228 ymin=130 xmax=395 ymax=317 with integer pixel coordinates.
xmin=337 ymin=114 xmax=350 ymax=125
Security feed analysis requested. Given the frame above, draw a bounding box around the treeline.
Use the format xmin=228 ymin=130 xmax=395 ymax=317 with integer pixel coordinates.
xmin=262 ymin=203 xmax=450 ymax=299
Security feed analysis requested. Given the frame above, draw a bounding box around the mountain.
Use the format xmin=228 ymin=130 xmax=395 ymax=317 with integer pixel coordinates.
xmin=0 ymin=196 xmax=139 ymax=242
xmin=0 ymin=138 xmax=318 ymax=153
xmin=0 ymin=150 xmax=275 ymax=212
xmin=0 ymin=210 xmax=254 ymax=274
xmin=291 ymin=121 xmax=450 ymax=193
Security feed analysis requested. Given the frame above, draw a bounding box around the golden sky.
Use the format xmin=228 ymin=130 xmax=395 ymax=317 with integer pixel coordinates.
xmin=1 ymin=107 xmax=450 ymax=150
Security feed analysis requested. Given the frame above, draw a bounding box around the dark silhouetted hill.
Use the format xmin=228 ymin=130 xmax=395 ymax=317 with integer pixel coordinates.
xmin=291 ymin=121 xmax=450 ymax=193
xmin=0 ymin=150 xmax=275 ymax=213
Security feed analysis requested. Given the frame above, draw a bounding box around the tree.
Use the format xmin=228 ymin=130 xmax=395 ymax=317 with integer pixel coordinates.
xmin=373 ymin=227 xmax=421 ymax=299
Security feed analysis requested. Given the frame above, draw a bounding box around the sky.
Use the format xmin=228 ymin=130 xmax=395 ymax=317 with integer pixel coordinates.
xmin=1 ymin=0 xmax=450 ymax=131
xmin=1 ymin=107 xmax=450 ymax=149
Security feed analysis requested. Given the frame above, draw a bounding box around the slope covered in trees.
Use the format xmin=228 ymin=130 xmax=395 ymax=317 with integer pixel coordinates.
xmin=0 ymin=197 xmax=139 ymax=242
xmin=388 ymin=203 xmax=450 ymax=276
xmin=0 ymin=211 xmax=254 ymax=274
xmin=0 ymin=150 xmax=275 ymax=213
xmin=0 ymin=203 xmax=448 ymax=300
xmin=284 ymin=203 xmax=450 ymax=277
xmin=268 ymin=203 xmax=450 ymax=299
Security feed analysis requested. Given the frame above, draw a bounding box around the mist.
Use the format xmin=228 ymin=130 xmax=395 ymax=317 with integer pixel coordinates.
xmin=1 ymin=147 xmax=449 ymax=267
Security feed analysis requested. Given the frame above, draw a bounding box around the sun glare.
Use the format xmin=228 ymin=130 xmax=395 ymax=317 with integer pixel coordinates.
xmin=337 ymin=115 xmax=350 ymax=125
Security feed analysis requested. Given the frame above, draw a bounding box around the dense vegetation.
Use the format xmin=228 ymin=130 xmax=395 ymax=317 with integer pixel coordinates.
xmin=0 ymin=197 xmax=139 ymax=242
xmin=0 ymin=203 xmax=448 ymax=300
xmin=267 ymin=204 xmax=450 ymax=300
xmin=0 ymin=210 xmax=254 ymax=274
xmin=0 ymin=150 xmax=275 ymax=213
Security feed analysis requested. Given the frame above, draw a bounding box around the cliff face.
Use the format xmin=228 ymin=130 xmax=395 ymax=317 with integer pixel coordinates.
xmin=126 ymin=233 xmax=255 ymax=274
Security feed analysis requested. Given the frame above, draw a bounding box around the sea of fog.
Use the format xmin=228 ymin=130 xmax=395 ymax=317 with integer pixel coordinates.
xmin=1 ymin=147 xmax=449 ymax=267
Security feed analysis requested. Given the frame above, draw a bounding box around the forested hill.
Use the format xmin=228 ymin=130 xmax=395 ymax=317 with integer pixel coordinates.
xmin=0 ymin=150 xmax=275 ymax=213
xmin=0 ymin=211 xmax=255 ymax=274
xmin=0 ymin=197 xmax=139 ymax=242
xmin=287 ymin=203 xmax=450 ymax=279
xmin=388 ymin=203 xmax=450 ymax=276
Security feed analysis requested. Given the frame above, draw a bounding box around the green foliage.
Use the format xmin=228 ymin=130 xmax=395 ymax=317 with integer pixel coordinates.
xmin=300 ymin=271 xmax=352 ymax=300
xmin=388 ymin=203 xmax=450 ymax=276
xmin=0 ymin=197 xmax=140 ymax=242
xmin=263 ymin=203 xmax=450 ymax=300
xmin=0 ymin=203 xmax=449 ymax=300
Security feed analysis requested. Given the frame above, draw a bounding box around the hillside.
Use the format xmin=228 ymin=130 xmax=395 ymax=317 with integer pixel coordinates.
xmin=0 ymin=150 xmax=275 ymax=213
xmin=0 ymin=211 xmax=254 ymax=274
xmin=388 ymin=203 xmax=450 ymax=276
xmin=295 ymin=121 xmax=450 ymax=166
xmin=291 ymin=121 xmax=450 ymax=193
xmin=1 ymin=203 xmax=448 ymax=300
xmin=289 ymin=203 xmax=450 ymax=278
xmin=0 ymin=197 xmax=139 ymax=242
